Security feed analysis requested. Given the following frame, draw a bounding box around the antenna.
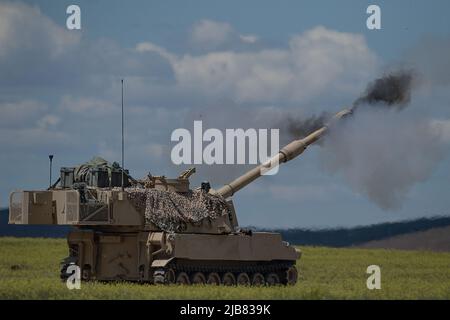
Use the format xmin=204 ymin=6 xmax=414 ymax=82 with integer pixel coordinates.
xmin=121 ymin=79 xmax=125 ymax=191
xmin=48 ymin=154 xmax=54 ymax=188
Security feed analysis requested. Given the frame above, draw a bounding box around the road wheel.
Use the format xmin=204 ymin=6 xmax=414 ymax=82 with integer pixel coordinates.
xmin=165 ymin=268 xmax=176 ymax=284
xmin=286 ymin=266 xmax=298 ymax=285
xmin=153 ymin=270 xmax=165 ymax=285
xmin=176 ymin=272 xmax=191 ymax=285
xmin=60 ymin=264 xmax=70 ymax=281
xmin=266 ymin=273 xmax=280 ymax=286
xmin=206 ymin=272 xmax=221 ymax=285
xmin=191 ymin=272 xmax=206 ymax=284
xmin=251 ymin=273 xmax=265 ymax=286
xmin=236 ymin=272 xmax=250 ymax=286
xmin=222 ymin=272 xmax=236 ymax=286
xmin=81 ymin=265 xmax=91 ymax=281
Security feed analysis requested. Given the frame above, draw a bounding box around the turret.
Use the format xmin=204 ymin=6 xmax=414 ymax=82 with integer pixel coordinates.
xmin=213 ymin=108 xmax=353 ymax=198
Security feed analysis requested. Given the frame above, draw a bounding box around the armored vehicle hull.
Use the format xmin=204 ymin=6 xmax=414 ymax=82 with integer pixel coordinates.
xmin=62 ymin=229 xmax=300 ymax=285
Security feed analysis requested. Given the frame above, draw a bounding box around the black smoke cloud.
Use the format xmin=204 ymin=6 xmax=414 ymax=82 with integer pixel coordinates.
xmin=287 ymin=112 xmax=331 ymax=139
xmin=286 ymin=70 xmax=416 ymax=139
xmin=353 ymin=70 xmax=414 ymax=109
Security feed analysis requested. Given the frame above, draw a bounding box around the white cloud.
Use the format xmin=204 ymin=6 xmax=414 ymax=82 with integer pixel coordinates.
xmin=60 ymin=95 xmax=118 ymax=116
xmin=169 ymin=26 xmax=377 ymax=104
xmin=239 ymin=34 xmax=259 ymax=44
xmin=135 ymin=42 xmax=176 ymax=63
xmin=431 ymin=119 xmax=450 ymax=143
xmin=0 ymin=2 xmax=81 ymax=88
xmin=0 ymin=100 xmax=66 ymax=150
xmin=188 ymin=20 xmax=261 ymax=51
xmin=0 ymin=127 xmax=70 ymax=149
xmin=190 ymin=20 xmax=234 ymax=48
xmin=37 ymin=114 xmax=60 ymax=129
xmin=0 ymin=2 xmax=79 ymax=59
xmin=142 ymin=143 xmax=167 ymax=159
xmin=0 ymin=3 xmax=378 ymax=109
xmin=0 ymin=100 xmax=47 ymax=128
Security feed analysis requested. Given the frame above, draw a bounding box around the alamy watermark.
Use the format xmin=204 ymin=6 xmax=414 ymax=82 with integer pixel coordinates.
xmin=367 ymin=5 xmax=381 ymax=30
xmin=65 ymin=4 xmax=381 ymax=32
xmin=66 ymin=264 xmax=81 ymax=290
xmin=171 ymin=121 xmax=280 ymax=175
xmin=66 ymin=5 xmax=81 ymax=30
xmin=366 ymin=265 xmax=381 ymax=290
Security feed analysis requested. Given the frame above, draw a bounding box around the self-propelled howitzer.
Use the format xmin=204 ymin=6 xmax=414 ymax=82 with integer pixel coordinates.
xmin=8 ymin=108 xmax=352 ymax=286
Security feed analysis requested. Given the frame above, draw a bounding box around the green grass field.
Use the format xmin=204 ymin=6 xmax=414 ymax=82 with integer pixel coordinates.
xmin=0 ymin=237 xmax=449 ymax=299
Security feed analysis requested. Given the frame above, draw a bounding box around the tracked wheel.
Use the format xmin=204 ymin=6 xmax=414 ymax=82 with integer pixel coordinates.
xmin=165 ymin=268 xmax=176 ymax=284
xmin=176 ymin=272 xmax=191 ymax=285
xmin=161 ymin=259 xmax=297 ymax=286
xmin=237 ymin=273 xmax=250 ymax=286
xmin=222 ymin=272 xmax=236 ymax=286
xmin=206 ymin=272 xmax=221 ymax=285
xmin=81 ymin=265 xmax=91 ymax=281
xmin=251 ymin=273 xmax=265 ymax=286
xmin=153 ymin=270 xmax=165 ymax=285
xmin=285 ymin=266 xmax=298 ymax=285
xmin=191 ymin=272 xmax=206 ymax=284
xmin=266 ymin=273 xmax=280 ymax=286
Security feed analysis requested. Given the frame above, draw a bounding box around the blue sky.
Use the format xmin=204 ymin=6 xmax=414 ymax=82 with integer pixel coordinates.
xmin=22 ymin=0 xmax=450 ymax=59
xmin=1 ymin=0 xmax=450 ymax=228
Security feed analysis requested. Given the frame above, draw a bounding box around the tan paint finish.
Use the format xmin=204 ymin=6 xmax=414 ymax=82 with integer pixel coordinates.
xmin=172 ymin=232 xmax=299 ymax=261
xmin=67 ymin=230 xmax=300 ymax=281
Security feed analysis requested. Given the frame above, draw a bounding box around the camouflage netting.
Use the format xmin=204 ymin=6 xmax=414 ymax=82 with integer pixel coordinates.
xmin=126 ymin=188 xmax=231 ymax=232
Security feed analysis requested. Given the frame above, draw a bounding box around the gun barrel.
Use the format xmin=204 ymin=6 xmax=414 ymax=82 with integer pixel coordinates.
xmin=214 ymin=108 xmax=352 ymax=198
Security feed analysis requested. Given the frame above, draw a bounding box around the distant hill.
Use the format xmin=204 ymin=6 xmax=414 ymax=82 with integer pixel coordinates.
xmin=2 ymin=208 xmax=450 ymax=247
xmin=0 ymin=209 xmax=71 ymax=238
xmin=358 ymin=225 xmax=450 ymax=252
xmin=260 ymin=216 xmax=450 ymax=247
